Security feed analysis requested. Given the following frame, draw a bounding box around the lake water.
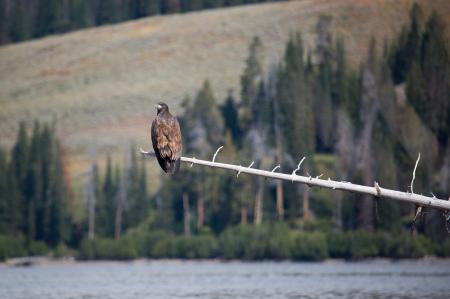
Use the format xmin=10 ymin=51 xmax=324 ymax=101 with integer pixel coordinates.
xmin=1 ymin=259 xmax=449 ymax=299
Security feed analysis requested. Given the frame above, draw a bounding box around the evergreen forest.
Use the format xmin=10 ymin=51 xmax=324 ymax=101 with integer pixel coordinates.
xmin=0 ymin=0 xmax=283 ymax=44
xmin=1 ymin=3 xmax=449 ymax=261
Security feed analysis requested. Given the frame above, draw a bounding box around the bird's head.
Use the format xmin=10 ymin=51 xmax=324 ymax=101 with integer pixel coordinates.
xmin=155 ymin=102 xmax=169 ymax=115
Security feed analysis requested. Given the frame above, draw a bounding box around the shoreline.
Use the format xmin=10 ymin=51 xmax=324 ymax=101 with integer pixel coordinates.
xmin=2 ymin=256 xmax=449 ymax=268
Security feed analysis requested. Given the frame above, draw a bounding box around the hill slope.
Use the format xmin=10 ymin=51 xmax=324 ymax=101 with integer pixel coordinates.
xmin=0 ymin=0 xmax=449 ymax=168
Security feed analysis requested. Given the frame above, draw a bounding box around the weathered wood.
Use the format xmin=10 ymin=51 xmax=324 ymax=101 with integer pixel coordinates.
xmin=179 ymin=156 xmax=450 ymax=211
xmin=140 ymin=149 xmax=450 ymax=211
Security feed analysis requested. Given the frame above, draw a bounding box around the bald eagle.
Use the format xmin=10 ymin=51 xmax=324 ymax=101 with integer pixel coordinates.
xmin=151 ymin=102 xmax=182 ymax=174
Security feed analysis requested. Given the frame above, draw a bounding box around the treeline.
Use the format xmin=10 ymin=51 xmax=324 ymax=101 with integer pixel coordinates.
xmin=1 ymin=3 xmax=449 ymax=261
xmin=84 ymin=148 xmax=149 ymax=240
xmin=0 ymin=122 xmax=70 ymax=250
xmin=0 ymin=123 xmax=151 ymax=259
xmin=0 ymin=0 xmax=283 ymax=45
xmin=154 ymin=3 xmax=449 ymax=240
xmin=78 ymin=224 xmax=450 ymax=260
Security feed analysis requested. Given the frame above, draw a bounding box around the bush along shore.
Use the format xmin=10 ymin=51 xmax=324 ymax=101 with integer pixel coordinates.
xmin=2 ymin=224 xmax=449 ymax=262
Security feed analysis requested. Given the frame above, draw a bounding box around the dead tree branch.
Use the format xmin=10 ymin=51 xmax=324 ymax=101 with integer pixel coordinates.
xmin=140 ymin=149 xmax=450 ymax=211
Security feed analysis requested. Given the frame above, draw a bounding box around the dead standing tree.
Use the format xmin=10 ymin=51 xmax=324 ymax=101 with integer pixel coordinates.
xmin=141 ymin=147 xmax=450 ymax=225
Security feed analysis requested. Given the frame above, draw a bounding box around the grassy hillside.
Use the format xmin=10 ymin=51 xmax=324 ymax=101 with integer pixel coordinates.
xmin=1 ymin=0 xmax=449 ymax=186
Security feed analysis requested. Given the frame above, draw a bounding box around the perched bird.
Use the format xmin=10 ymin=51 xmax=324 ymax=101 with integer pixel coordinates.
xmin=151 ymin=102 xmax=182 ymax=174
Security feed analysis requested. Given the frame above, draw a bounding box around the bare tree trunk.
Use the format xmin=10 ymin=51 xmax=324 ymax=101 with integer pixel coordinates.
xmin=358 ymin=195 xmax=374 ymax=231
xmin=114 ymin=203 xmax=122 ymax=239
xmin=240 ymin=207 xmax=248 ymax=225
xmin=272 ymin=75 xmax=284 ymax=221
xmin=254 ymin=176 xmax=264 ymax=225
xmin=183 ymin=192 xmax=190 ymax=237
xmin=115 ymin=160 xmax=128 ymax=239
xmin=86 ymin=162 xmax=96 ymax=240
xmin=334 ymin=191 xmax=343 ymax=228
xmin=302 ymin=186 xmax=310 ymax=220
xmin=88 ymin=200 xmax=95 ymax=240
xmin=197 ymin=197 xmax=204 ymax=229
xmin=276 ymin=180 xmax=284 ymax=220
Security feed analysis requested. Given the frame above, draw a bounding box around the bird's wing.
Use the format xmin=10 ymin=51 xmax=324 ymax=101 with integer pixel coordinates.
xmin=167 ymin=119 xmax=182 ymax=160
xmin=152 ymin=117 xmax=182 ymax=161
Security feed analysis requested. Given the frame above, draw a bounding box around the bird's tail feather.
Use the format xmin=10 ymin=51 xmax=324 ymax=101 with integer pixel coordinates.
xmin=167 ymin=158 xmax=181 ymax=174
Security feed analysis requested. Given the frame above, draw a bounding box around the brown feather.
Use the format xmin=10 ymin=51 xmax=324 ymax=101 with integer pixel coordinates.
xmin=151 ymin=104 xmax=182 ymax=173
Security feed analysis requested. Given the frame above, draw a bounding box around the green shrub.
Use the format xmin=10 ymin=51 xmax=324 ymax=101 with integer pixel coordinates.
xmin=145 ymin=230 xmax=173 ymax=257
xmin=220 ymin=224 xmax=288 ymax=260
xmin=79 ymin=238 xmax=95 ymax=260
xmin=174 ymin=234 xmax=218 ymax=259
xmin=152 ymin=237 xmax=178 ymax=258
xmin=266 ymin=223 xmax=292 ymax=259
xmin=113 ymin=238 xmax=138 ymax=260
xmin=436 ymin=239 xmax=450 ymax=257
xmin=0 ymin=235 xmax=27 ymax=261
xmin=327 ymin=231 xmax=351 ymax=258
xmin=28 ymin=241 xmax=49 ymax=256
xmin=220 ymin=225 xmax=253 ymax=259
xmin=291 ymin=231 xmax=328 ymax=261
xmin=78 ymin=237 xmax=137 ymax=260
xmin=390 ymin=235 xmax=430 ymax=259
xmin=348 ymin=230 xmax=378 ymax=259
xmin=53 ymin=243 xmax=74 ymax=258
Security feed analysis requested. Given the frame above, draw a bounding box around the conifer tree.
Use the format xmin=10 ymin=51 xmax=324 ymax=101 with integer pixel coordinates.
xmin=220 ymin=90 xmax=242 ymax=144
xmin=192 ymin=80 xmax=224 ymax=148
xmin=0 ymin=147 xmax=7 ymax=233
xmin=0 ymin=0 xmax=6 ymax=44
xmin=69 ymin=0 xmax=89 ymax=29
xmin=97 ymin=0 xmax=121 ymax=25
xmin=47 ymin=136 xmax=70 ymax=245
xmin=97 ymin=155 xmax=116 ymax=237
xmin=9 ymin=0 xmax=29 ymax=42
xmin=390 ymin=3 xmax=423 ymax=84
xmin=417 ymin=11 xmax=449 ymax=155
xmin=240 ymin=36 xmax=263 ymax=130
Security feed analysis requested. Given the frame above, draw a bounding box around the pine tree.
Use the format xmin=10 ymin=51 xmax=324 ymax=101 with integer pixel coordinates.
xmin=191 ymin=80 xmax=224 ymax=149
xmin=417 ymin=11 xmax=449 ymax=155
xmin=0 ymin=147 xmax=7 ymax=233
xmin=35 ymin=0 xmax=66 ymax=37
xmin=47 ymin=136 xmax=70 ymax=245
xmin=220 ymin=90 xmax=242 ymax=144
xmin=0 ymin=0 xmax=6 ymax=44
xmin=86 ymin=160 xmax=99 ymax=240
xmin=314 ymin=17 xmax=335 ymax=151
xmin=390 ymin=3 xmax=423 ymax=84
xmin=97 ymin=0 xmax=121 ymax=25
xmin=124 ymin=146 xmax=148 ymax=229
xmin=23 ymin=122 xmax=44 ymax=242
xmin=69 ymin=0 xmax=89 ymax=29
xmin=9 ymin=0 xmax=29 ymax=42
xmin=97 ymin=155 xmax=116 ymax=237
xmin=354 ymin=38 xmax=380 ymax=231
xmin=240 ymin=36 xmax=263 ymax=131
xmin=277 ymin=33 xmax=315 ymax=220
xmin=161 ymin=0 xmax=180 ymax=14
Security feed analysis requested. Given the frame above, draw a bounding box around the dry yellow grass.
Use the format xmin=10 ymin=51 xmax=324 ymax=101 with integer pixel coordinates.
xmin=0 ymin=0 xmax=449 ymax=190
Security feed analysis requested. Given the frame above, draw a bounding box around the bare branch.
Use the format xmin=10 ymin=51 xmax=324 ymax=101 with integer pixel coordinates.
xmin=237 ymin=161 xmax=254 ymax=178
xmin=212 ymin=146 xmax=223 ymax=162
xmin=139 ymin=147 xmax=450 ymax=211
xmin=374 ymin=182 xmax=381 ymax=197
xmin=140 ymin=148 xmax=156 ymax=157
xmin=411 ymin=152 xmax=421 ymax=194
xmin=271 ymin=165 xmax=280 ymax=172
xmin=175 ymin=155 xmax=450 ymax=211
xmin=291 ymin=157 xmax=306 ymax=182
